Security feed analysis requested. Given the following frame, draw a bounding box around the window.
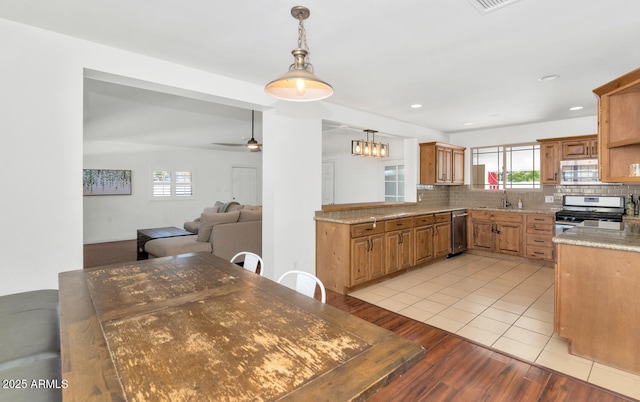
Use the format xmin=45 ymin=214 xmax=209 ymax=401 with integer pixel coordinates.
xmin=384 ymin=165 xmax=405 ymax=201
xmin=470 ymin=144 xmax=540 ymax=190
xmin=152 ymin=170 xmax=192 ymax=198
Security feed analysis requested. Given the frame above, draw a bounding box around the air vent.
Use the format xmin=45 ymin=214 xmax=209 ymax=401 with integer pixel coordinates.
xmin=468 ymin=0 xmax=522 ymax=14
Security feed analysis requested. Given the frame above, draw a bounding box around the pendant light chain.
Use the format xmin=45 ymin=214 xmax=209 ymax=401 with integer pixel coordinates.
xmin=298 ymin=16 xmax=310 ymax=58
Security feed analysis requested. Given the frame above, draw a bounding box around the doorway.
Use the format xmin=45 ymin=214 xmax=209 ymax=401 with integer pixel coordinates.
xmin=232 ymin=167 xmax=258 ymax=205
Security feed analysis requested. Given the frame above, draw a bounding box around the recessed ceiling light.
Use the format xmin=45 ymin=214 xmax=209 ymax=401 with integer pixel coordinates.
xmin=569 ymin=106 xmax=584 ymax=111
xmin=538 ymin=74 xmax=559 ymax=82
xmin=463 ymin=122 xmax=474 ymax=126
xmin=410 ymin=104 xmax=422 ymax=109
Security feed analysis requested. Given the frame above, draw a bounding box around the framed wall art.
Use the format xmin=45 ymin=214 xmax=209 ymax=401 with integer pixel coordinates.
xmin=83 ymin=169 xmax=132 ymax=196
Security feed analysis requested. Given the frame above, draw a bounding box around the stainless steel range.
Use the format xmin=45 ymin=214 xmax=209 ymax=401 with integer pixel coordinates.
xmin=555 ymin=195 xmax=625 ymax=234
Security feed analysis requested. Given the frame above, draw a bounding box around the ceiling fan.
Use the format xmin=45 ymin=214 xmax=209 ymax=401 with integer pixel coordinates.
xmin=212 ymin=110 xmax=262 ymax=152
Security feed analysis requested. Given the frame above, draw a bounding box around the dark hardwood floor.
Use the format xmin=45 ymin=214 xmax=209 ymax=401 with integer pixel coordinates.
xmin=83 ymin=241 xmax=635 ymax=401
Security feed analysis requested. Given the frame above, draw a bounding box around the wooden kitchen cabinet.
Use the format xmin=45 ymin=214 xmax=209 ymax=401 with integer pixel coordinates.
xmin=538 ymin=135 xmax=597 ymax=185
xmin=593 ymin=67 xmax=640 ymax=183
xmin=317 ymin=212 xmax=452 ymax=295
xmin=556 ymin=243 xmax=640 ymax=374
xmin=469 ymin=210 xmax=523 ymax=256
xmin=385 ymin=218 xmax=413 ymax=274
xmin=350 ymin=223 xmax=385 ymax=285
xmin=561 ymin=137 xmax=598 ymax=159
xmin=420 ymin=142 xmax=466 ymax=185
xmin=413 ymin=215 xmax=435 ymax=265
xmin=493 ymin=213 xmax=523 ymax=256
xmin=524 ymin=214 xmax=555 ymax=261
xmin=433 ymin=213 xmax=452 ymax=257
xmin=539 ymin=141 xmax=560 ymax=185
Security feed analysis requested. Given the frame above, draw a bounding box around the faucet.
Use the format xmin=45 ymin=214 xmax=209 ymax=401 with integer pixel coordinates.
xmin=501 ymin=190 xmax=511 ymax=208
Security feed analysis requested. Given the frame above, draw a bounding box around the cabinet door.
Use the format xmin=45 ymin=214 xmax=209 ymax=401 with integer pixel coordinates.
xmin=452 ymin=149 xmax=465 ymax=184
xmin=385 ymin=231 xmax=402 ymax=274
xmin=540 ymin=142 xmax=560 ymax=184
xmin=350 ymin=237 xmax=370 ymax=285
xmin=399 ymin=230 xmax=413 ymax=269
xmin=436 ymin=147 xmax=453 ymax=183
xmin=562 ymin=139 xmax=591 ymax=159
xmin=471 ymin=220 xmax=493 ymax=250
xmin=434 ymin=222 xmax=451 ymax=257
xmin=495 ymin=222 xmax=523 ymax=256
xmin=369 ymin=234 xmax=385 ymax=279
xmin=414 ymin=225 xmax=434 ymax=265
xmin=588 ymin=138 xmax=598 ymax=157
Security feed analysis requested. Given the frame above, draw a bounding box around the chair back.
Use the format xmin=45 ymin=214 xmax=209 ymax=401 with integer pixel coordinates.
xmin=230 ymin=252 xmax=264 ymax=276
xmin=277 ymin=270 xmax=326 ymax=303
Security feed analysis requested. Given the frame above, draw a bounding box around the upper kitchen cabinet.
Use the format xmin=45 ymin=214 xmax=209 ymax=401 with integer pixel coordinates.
xmin=593 ymin=67 xmax=640 ymax=183
xmin=537 ymin=134 xmax=597 ymax=185
xmin=420 ymin=142 xmax=466 ymax=185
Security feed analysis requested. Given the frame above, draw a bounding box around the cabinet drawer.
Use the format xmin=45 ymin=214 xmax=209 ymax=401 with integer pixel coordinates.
xmin=526 ymin=214 xmax=554 ymax=225
xmin=525 ymin=245 xmax=554 ymax=260
xmin=413 ymin=214 xmax=435 ymax=226
xmin=435 ymin=212 xmax=451 ymax=223
xmin=526 ymin=234 xmax=553 ymax=248
xmin=385 ymin=218 xmax=413 ymax=231
xmin=492 ymin=212 xmax=523 ymax=223
xmin=526 ymin=223 xmax=554 ymax=236
xmin=470 ymin=210 xmax=492 ymax=220
xmin=351 ymin=222 xmax=385 ymax=238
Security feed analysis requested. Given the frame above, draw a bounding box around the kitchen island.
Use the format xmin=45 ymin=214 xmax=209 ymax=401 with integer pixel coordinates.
xmin=553 ymin=222 xmax=640 ymax=375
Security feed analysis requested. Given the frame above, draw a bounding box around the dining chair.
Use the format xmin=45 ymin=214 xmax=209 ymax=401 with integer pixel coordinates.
xmin=277 ymin=270 xmax=326 ymax=303
xmin=230 ymin=252 xmax=264 ymax=276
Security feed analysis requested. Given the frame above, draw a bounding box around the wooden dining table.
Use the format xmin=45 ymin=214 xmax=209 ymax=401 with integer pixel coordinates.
xmin=59 ymin=253 xmax=425 ymax=401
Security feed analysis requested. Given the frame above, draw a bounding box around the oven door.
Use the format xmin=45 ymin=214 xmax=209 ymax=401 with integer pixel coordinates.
xmin=555 ymin=222 xmax=577 ymax=235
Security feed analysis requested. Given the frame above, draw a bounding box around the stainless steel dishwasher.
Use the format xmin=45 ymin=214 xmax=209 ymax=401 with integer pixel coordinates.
xmin=449 ymin=210 xmax=468 ymax=257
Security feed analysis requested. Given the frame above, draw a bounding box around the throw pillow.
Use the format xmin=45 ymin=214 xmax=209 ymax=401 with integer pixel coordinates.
xmin=238 ymin=209 xmax=262 ymax=222
xmin=196 ymin=210 xmax=240 ymax=242
xmin=220 ymin=201 xmax=241 ymax=212
xmin=242 ymin=205 xmax=262 ymax=211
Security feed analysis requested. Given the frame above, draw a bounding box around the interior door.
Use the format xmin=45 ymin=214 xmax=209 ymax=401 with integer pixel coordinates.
xmin=231 ymin=167 xmax=258 ymax=205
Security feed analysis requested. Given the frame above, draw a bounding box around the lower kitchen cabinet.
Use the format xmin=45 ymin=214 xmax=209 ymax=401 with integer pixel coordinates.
xmin=350 ymin=233 xmax=385 ymax=284
xmin=316 ymin=212 xmax=452 ymax=294
xmin=434 ymin=213 xmax=452 ymax=257
xmin=413 ymin=215 xmax=435 ymax=265
xmin=524 ymin=214 xmax=555 ymax=261
xmin=469 ymin=210 xmax=523 ymax=257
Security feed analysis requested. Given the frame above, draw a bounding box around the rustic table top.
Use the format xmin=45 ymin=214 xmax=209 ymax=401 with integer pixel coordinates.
xmin=59 ymin=253 xmax=424 ymax=401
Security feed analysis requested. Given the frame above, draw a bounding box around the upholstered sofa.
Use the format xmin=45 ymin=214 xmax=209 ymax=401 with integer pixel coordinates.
xmin=144 ymin=202 xmax=262 ymax=262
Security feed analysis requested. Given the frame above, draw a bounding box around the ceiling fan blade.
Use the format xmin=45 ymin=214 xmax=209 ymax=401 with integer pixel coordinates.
xmin=211 ymin=143 xmax=246 ymax=146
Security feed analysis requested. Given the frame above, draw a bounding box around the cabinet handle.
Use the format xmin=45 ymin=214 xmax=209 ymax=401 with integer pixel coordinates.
xmin=534 ymin=239 xmax=544 ymax=243
xmin=554 ymin=172 xmax=557 ymax=181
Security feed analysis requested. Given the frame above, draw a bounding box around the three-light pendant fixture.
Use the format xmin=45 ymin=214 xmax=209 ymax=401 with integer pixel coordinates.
xmin=351 ymin=130 xmax=389 ymax=158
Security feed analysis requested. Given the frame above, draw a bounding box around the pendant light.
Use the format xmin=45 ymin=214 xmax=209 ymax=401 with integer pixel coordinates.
xmin=265 ymin=6 xmax=333 ymax=102
xmin=351 ymin=130 xmax=389 ymax=158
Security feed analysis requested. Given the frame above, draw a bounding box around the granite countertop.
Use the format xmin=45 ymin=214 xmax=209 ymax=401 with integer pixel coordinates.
xmin=553 ymin=221 xmax=640 ymax=253
xmin=314 ymin=206 xmax=557 ymax=224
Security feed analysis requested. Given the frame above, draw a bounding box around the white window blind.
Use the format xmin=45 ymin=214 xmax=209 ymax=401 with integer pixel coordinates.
xmin=152 ymin=170 xmax=193 ymax=198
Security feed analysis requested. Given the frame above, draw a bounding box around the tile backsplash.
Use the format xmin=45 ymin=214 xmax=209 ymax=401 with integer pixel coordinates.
xmin=418 ymin=184 xmax=640 ymax=211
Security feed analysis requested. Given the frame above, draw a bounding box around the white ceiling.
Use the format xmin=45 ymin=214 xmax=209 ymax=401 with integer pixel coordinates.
xmin=3 ymin=0 xmax=640 ymax=138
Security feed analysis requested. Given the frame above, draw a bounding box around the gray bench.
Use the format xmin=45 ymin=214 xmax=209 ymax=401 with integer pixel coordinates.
xmin=0 ymin=289 xmax=62 ymax=402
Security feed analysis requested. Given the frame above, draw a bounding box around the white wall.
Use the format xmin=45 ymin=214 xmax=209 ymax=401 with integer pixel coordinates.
xmin=83 ymin=141 xmax=261 ymax=243
xmin=0 ymin=18 xmax=274 ymax=295
xmin=322 ymin=134 xmax=406 ymax=204
xmin=262 ymin=109 xmax=322 ymax=282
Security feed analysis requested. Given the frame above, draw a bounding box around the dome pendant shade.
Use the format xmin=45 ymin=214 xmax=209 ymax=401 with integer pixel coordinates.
xmin=265 ymin=7 xmax=333 ymax=102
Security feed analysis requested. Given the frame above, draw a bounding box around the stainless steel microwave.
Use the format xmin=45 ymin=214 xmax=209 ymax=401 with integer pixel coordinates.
xmin=559 ymin=159 xmax=601 ymax=185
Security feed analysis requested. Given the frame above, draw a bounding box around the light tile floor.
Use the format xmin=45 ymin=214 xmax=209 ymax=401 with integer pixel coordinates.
xmin=350 ymin=253 xmax=640 ymax=401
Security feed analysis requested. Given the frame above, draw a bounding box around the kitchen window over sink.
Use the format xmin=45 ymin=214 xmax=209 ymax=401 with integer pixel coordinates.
xmin=470 ymin=143 xmax=540 ymax=190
